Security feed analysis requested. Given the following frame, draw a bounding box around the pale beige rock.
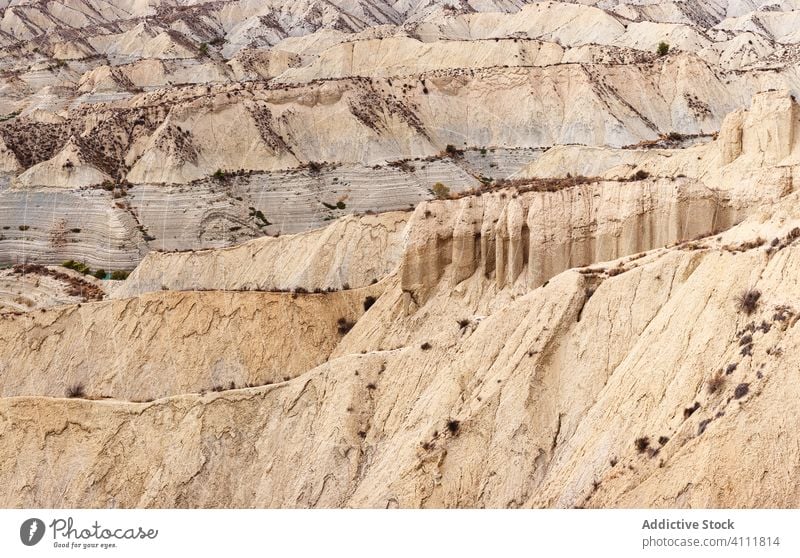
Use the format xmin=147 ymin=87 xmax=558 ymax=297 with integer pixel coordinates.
xmin=0 ymin=287 xmax=377 ymax=402
xmin=4 ymin=207 xmax=800 ymax=507
xmin=112 ymin=212 xmax=410 ymax=297
xmin=13 ymin=138 xmax=113 ymax=189
xmin=5 ymin=0 xmax=800 ymax=511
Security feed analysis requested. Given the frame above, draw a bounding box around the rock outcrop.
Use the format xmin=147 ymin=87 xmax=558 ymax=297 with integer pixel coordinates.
xmin=6 ymin=0 xmax=800 ymax=510
xmin=113 ymin=212 xmax=410 ymax=297
xmin=4 ymin=200 xmax=800 ymax=507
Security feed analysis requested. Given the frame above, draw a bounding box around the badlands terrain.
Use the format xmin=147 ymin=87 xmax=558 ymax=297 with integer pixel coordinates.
xmin=2 ymin=0 xmax=800 ymax=508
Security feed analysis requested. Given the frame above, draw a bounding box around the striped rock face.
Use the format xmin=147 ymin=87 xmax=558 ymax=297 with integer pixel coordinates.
xmin=3 ymin=1 xmax=800 ymax=508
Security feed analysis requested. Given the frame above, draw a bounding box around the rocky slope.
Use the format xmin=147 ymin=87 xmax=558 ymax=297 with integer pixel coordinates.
xmin=3 ymin=90 xmax=800 ymax=507
xmin=3 ymin=1 xmax=800 ymax=268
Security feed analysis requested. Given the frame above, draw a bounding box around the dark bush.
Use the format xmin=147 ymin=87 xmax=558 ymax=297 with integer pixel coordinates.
xmin=683 ymin=401 xmax=700 ymax=419
xmin=212 ymin=168 xmax=227 ymax=181
xmin=446 ymin=419 xmax=460 ymax=436
xmin=66 ymin=383 xmax=85 ymax=398
xmin=634 ymin=437 xmax=650 ymax=453
xmin=363 ymin=296 xmax=377 ymax=311
xmin=739 ymin=334 xmax=752 ymax=346
xmin=734 ymin=383 xmax=750 ymax=399
xmin=93 ymin=269 xmax=106 ymax=280
xmin=735 ymin=289 xmax=761 ymax=315
xmin=706 ymin=371 xmax=725 ymax=394
xmin=337 ymin=318 xmax=354 ymax=335
xmin=420 ymin=342 xmax=432 ymax=350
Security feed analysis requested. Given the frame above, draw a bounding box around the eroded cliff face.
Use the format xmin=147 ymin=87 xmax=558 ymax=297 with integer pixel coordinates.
xmin=3 ymin=90 xmax=800 ymax=508
xmin=4 ymin=207 xmax=800 ymax=508
xmin=401 ymin=91 xmax=800 ymax=304
xmin=400 ymin=178 xmax=743 ymax=303
xmin=0 ymin=287 xmax=378 ymax=402
xmin=112 ymin=212 xmax=410 ymax=298
xmin=3 ymin=0 xmax=800 ymax=269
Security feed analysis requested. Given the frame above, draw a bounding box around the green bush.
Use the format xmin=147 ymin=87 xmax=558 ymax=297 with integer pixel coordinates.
xmin=111 ymin=270 xmax=130 ymax=281
xmin=657 ymin=42 xmax=669 ymax=56
xmin=93 ymin=269 xmax=106 ymax=280
xmin=62 ymin=260 xmax=91 ymax=274
xmin=431 ymin=182 xmax=450 ymax=200
xmin=212 ymin=169 xmax=227 ymax=181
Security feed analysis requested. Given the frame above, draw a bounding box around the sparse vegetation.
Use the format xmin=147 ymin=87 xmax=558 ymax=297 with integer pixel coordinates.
xmin=634 ymin=437 xmax=650 ymax=453
xmin=212 ymin=169 xmax=227 ymax=181
xmin=62 ymin=260 xmax=91 ymax=275
xmin=657 ymin=42 xmax=670 ymax=56
xmin=66 ymin=383 xmax=85 ymax=398
xmin=734 ymin=383 xmax=750 ymax=399
xmin=388 ymin=159 xmax=415 ymax=172
xmin=110 ymin=270 xmax=130 ymax=281
xmin=14 ymin=264 xmax=103 ymax=301
xmin=446 ymin=419 xmax=460 ymax=436
xmin=337 ymin=317 xmax=355 ymax=335
xmin=735 ymin=289 xmax=761 ymax=315
xmin=420 ymin=342 xmax=432 ymax=350
xmin=683 ymin=401 xmax=700 ymax=419
xmin=444 ymin=144 xmax=460 ymax=157
xmin=739 ymin=334 xmax=753 ymax=346
xmin=431 ymin=182 xmax=450 ymax=200
xmin=363 ymin=296 xmax=377 ymax=311
xmin=706 ymin=371 xmax=726 ymax=394
xmin=248 ymin=207 xmax=271 ymax=226
xmin=0 ymin=110 xmax=20 ymax=122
